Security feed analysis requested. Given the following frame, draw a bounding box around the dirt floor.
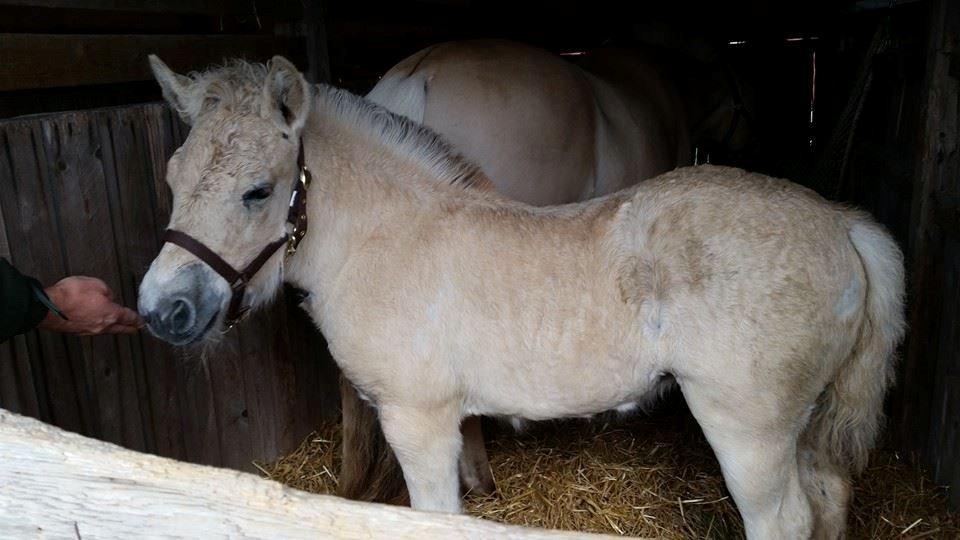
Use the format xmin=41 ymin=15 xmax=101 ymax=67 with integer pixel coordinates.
xmin=258 ymin=407 xmax=960 ymax=539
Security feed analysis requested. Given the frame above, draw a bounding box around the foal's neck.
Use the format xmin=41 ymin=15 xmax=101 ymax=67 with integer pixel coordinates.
xmin=283 ymin=85 xmax=497 ymax=305
xmin=310 ymin=84 xmax=492 ymax=196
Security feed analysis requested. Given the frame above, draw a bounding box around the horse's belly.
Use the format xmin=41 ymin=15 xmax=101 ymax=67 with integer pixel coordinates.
xmin=463 ymin=341 xmax=663 ymax=420
xmin=452 ymin=275 xmax=664 ymax=418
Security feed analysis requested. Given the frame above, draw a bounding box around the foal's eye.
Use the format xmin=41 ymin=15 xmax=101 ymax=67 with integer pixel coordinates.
xmin=242 ymin=185 xmax=273 ymax=206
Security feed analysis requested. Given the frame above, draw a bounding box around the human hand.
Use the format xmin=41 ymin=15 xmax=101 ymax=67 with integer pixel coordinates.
xmin=38 ymin=276 xmax=143 ymax=335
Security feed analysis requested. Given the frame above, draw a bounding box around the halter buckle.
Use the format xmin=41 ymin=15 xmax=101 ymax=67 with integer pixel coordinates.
xmin=286 ymin=233 xmax=300 ymax=256
xmin=286 ymin=164 xmax=310 ymax=256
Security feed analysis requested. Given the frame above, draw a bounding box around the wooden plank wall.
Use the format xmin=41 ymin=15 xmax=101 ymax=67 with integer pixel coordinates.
xmin=893 ymin=0 xmax=960 ymax=509
xmin=0 ymin=0 xmax=310 ymax=118
xmin=0 ymin=103 xmax=339 ymax=470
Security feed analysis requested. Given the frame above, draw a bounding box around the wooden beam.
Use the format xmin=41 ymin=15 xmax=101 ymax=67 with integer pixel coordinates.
xmin=0 ymin=34 xmax=303 ymax=91
xmin=0 ymin=409 xmax=609 ymax=539
xmin=0 ymin=0 xmax=262 ymax=15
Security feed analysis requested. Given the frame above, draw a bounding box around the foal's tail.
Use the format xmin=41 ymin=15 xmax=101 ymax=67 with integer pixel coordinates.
xmin=808 ymin=213 xmax=906 ymax=473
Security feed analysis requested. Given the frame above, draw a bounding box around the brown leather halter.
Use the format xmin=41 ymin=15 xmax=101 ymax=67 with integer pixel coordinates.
xmin=163 ymin=141 xmax=311 ymax=329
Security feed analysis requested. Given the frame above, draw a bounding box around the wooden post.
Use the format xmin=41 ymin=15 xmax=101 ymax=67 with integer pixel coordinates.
xmin=304 ymin=0 xmax=332 ymax=84
xmin=895 ymin=0 xmax=960 ymax=510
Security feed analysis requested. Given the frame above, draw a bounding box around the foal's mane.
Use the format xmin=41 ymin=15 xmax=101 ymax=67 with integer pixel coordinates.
xmin=315 ymin=84 xmax=488 ymax=191
xmin=184 ymin=59 xmax=488 ymax=192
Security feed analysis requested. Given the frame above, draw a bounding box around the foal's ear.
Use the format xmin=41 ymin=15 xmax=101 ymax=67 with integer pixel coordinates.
xmin=262 ymin=56 xmax=311 ymax=136
xmin=148 ymin=55 xmax=199 ymax=125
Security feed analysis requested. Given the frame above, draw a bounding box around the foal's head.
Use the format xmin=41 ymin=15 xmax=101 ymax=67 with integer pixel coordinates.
xmin=139 ymin=55 xmax=311 ymax=345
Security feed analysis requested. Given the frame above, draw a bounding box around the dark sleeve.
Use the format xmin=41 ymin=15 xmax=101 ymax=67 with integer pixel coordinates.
xmin=0 ymin=258 xmax=49 ymax=342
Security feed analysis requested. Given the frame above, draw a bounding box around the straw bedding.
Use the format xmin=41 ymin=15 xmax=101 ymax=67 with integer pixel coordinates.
xmin=258 ymin=406 xmax=959 ymax=539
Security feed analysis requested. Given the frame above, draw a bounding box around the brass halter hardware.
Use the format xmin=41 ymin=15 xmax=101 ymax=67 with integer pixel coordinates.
xmin=286 ymin=165 xmax=311 ymax=256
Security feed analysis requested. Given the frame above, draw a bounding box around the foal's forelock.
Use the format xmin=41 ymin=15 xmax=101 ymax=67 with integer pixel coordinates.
xmin=164 ymin=61 xmax=271 ymax=123
xmin=167 ymin=122 xmax=274 ymax=206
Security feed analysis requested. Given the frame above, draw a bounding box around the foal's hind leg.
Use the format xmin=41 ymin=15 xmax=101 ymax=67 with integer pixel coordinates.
xmin=798 ymin=442 xmax=851 ymax=539
xmin=378 ymin=403 xmax=463 ymax=512
xmin=683 ymin=381 xmax=814 ymax=539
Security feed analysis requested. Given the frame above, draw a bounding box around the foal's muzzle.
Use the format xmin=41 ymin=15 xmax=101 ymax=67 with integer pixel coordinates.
xmin=139 ymin=263 xmax=224 ymax=345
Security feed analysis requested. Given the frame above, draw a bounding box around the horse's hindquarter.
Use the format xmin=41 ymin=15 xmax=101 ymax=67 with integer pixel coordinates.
xmin=577 ymin=49 xmax=692 ymax=194
xmin=614 ymin=167 xmax=868 ymax=410
xmin=368 ymin=40 xmax=600 ymax=206
xmin=367 ymin=41 xmax=693 ymax=207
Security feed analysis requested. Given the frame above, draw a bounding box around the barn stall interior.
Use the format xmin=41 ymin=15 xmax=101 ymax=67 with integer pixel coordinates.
xmin=0 ymin=0 xmax=958 ymax=538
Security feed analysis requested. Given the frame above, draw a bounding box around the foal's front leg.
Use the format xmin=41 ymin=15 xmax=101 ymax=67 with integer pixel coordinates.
xmin=378 ymin=403 xmax=463 ymax=512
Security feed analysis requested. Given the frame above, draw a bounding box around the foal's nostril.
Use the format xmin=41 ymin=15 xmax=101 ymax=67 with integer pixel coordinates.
xmin=167 ymin=298 xmax=196 ymax=335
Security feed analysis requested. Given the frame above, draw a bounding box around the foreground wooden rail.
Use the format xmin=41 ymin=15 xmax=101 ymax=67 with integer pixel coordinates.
xmin=0 ymin=410 xmax=609 ymax=539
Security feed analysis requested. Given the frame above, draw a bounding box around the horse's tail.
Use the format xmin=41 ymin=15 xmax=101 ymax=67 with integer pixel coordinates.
xmin=364 ymin=45 xmax=436 ymax=124
xmin=337 ymin=376 xmax=410 ymax=505
xmin=807 ymin=212 xmax=906 ymax=473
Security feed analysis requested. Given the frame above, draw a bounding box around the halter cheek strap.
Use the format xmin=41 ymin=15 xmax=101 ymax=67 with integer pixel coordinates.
xmin=162 ymin=140 xmax=311 ymax=330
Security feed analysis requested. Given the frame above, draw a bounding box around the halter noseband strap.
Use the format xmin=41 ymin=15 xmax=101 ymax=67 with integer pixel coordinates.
xmin=162 ymin=140 xmax=311 ymax=330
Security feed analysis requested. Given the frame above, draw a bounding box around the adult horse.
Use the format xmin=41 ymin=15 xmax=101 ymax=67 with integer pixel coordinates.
xmin=346 ymin=39 xmax=693 ymax=503
xmin=139 ymin=56 xmax=903 ymax=539
xmin=366 ymin=40 xmax=691 ymax=205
